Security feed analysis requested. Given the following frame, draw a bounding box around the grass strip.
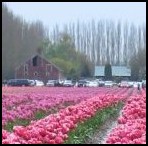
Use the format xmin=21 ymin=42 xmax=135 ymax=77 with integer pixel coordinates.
xmin=64 ymin=102 xmax=123 ymax=144
xmin=3 ymin=119 xmax=30 ymax=132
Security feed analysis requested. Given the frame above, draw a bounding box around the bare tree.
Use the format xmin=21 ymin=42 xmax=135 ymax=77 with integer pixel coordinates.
xmin=142 ymin=24 xmax=146 ymax=49
xmin=110 ymin=21 xmax=116 ymax=65
xmin=128 ymin=24 xmax=137 ymax=60
xmin=123 ymin=22 xmax=129 ymax=65
xmin=76 ymin=20 xmax=80 ymax=52
xmin=116 ymin=21 xmax=122 ymax=65
xmin=96 ymin=21 xmax=102 ymax=65
xmin=91 ymin=19 xmax=96 ymax=64
xmin=106 ymin=21 xmax=111 ymax=63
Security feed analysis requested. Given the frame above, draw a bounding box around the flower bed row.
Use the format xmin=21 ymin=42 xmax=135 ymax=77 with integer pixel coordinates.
xmin=2 ymin=87 xmax=126 ymax=127
xmin=2 ymin=90 xmax=129 ymax=144
xmin=106 ymin=89 xmax=146 ymax=144
xmin=2 ymin=87 xmax=113 ymax=126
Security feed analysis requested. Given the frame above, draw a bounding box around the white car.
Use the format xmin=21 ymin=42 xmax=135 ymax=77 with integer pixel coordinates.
xmin=142 ymin=80 xmax=146 ymax=88
xmin=63 ymin=80 xmax=74 ymax=87
xmin=86 ymin=81 xmax=98 ymax=87
xmin=142 ymin=80 xmax=146 ymax=85
xmin=46 ymin=80 xmax=56 ymax=87
xmin=104 ymin=81 xmax=113 ymax=87
xmin=133 ymin=82 xmax=142 ymax=88
xmin=120 ymin=81 xmax=130 ymax=88
xmin=34 ymin=80 xmax=44 ymax=86
xmin=127 ymin=81 xmax=134 ymax=88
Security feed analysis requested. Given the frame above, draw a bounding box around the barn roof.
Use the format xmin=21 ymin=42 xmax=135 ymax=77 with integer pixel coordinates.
xmin=112 ymin=66 xmax=131 ymax=76
xmin=15 ymin=53 xmax=63 ymax=72
xmin=94 ymin=66 xmax=105 ymax=76
xmin=94 ymin=66 xmax=131 ymax=77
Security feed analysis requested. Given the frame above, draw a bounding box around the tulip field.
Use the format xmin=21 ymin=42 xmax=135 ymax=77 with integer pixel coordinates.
xmin=2 ymin=86 xmax=146 ymax=144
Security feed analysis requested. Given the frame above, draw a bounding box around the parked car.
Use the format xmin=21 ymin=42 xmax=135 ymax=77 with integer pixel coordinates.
xmin=86 ymin=81 xmax=99 ymax=87
xmin=127 ymin=81 xmax=134 ymax=88
xmin=132 ymin=82 xmax=142 ymax=88
xmin=34 ymin=80 xmax=44 ymax=86
xmin=78 ymin=80 xmax=87 ymax=87
xmin=119 ymin=81 xmax=130 ymax=88
xmin=142 ymin=80 xmax=146 ymax=88
xmin=46 ymin=80 xmax=58 ymax=87
xmin=98 ymin=81 xmax=105 ymax=87
xmin=63 ymin=80 xmax=74 ymax=87
xmin=29 ymin=80 xmax=36 ymax=86
xmin=2 ymin=80 xmax=7 ymax=86
xmin=7 ymin=79 xmax=17 ymax=86
xmin=104 ymin=81 xmax=113 ymax=87
xmin=7 ymin=79 xmax=32 ymax=86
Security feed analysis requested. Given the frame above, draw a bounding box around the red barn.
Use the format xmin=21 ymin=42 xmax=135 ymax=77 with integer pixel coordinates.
xmin=15 ymin=54 xmax=63 ymax=83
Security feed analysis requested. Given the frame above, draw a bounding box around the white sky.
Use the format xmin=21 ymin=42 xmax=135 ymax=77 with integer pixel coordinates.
xmin=4 ymin=2 xmax=146 ymax=31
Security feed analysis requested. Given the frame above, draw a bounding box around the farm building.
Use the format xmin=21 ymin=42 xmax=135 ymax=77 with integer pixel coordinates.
xmin=94 ymin=66 xmax=131 ymax=80
xmin=94 ymin=66 xmax=105 ymax=78
xmin=15 ymin=54 xmax=63 ymax=83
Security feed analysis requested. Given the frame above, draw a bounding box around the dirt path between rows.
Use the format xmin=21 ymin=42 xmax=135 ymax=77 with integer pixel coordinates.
xmin=85 ymin=106 xmax=122 ymax=144
xmin=85 ymin=88 xmax=134 ymax=144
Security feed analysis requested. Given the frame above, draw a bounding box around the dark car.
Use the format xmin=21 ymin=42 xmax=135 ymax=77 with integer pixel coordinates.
xmin=7 ymin=79 xmax=32 ymax=87
xmin=46 ymin=80 xmax=63 ymax=87
xmin=78 ymin=80 xmax=87 ymax=87
xmin=2 ymin=80 xmax=7 ymax=86
xmin=98 ymin=81 xmax=105 ymax=87
xmin=46 ymin=80 xmax=59 ymax=87
xmin=29 ymin=80 xmax=36 ymax=86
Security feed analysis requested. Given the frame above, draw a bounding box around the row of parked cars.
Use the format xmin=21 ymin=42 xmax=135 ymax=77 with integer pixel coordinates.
xmin=46 ymin=80 xmax=73 ymax=87
xmin=5 ymin=79 xmax=105 ymax=87
xmin=5 ymin=79 xmax=76 ymax=87
xmin=118 ymin=80 xmax=146 ymax=88
xmin=6 ymin=79 xmax=44 ymax=87
xmin=3 ymin=79 xmax=146 ymax=88
xmin=47 ymin=79 xmax=103 ymax=87
xmin=75 ymin=80 xmax=146 ymax=88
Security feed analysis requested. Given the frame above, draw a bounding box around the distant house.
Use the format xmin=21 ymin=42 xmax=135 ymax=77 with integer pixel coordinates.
xmin=94 ymin=66 xmax=131 ymax=79
xmin=15 ymin=54 xmax=63 ymax=83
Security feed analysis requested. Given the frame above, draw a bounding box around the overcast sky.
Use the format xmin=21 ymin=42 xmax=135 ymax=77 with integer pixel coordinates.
xmin=4 ymin=2 xmax=146 ymax=31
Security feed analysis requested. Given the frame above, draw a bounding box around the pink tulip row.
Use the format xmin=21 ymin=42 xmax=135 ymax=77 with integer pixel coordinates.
xmin=106 ymin=88 xmax=146 ymax=144
xmin=2 ymin=87 xmax=125 ymax=126
xmin=2 ymin=86 xmax=117 ymax=95
xmin=2 ymin=88 xmax=131 ymax=144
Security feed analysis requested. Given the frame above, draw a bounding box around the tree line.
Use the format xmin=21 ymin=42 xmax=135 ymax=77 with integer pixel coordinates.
xmin=49 ymin=20 xmax=146 ymax=66
xmin=2 ymin=3 xmax=146 ymax=81
xmin=2 ymin=3 xmax=47 ymax=80
xmin=44 ymin=20 xmax=146 ymax=80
